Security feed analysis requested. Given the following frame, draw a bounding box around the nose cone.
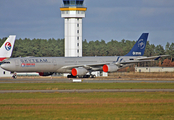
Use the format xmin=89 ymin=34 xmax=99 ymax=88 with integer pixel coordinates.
xmin=1 ymin=64 xmax=11 ymax=71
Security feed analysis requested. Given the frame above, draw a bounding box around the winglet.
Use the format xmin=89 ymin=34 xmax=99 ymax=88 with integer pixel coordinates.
xmin=0 ymin=35 xmax=16 ymax=61
xmin=125 ymin=33 xmax=149 ymax=56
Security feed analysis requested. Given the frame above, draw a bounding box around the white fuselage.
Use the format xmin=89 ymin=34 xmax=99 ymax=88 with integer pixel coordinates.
xmin=1 ymin=56 xmax=137 ymax=73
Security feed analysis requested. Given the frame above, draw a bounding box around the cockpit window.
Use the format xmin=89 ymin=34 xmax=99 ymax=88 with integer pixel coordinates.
xmin=3 ymin=61 xmax=10 ymax=64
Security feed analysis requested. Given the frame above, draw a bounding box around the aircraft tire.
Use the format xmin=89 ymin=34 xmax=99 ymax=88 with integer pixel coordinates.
xmin=12 ymin=75 xmax=17 ymax=79
xmin=90 ymin=75 xmax=96 ymax=78
xmin=92 ymin=75 xmax=96 ymax=78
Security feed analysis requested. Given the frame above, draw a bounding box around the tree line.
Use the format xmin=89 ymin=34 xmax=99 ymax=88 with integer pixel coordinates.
xmin=0 ymin=37 xmax=173 ymax=66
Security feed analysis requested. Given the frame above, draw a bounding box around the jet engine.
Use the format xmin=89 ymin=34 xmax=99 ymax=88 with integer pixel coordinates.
xmin=71 ymin=68 xmax=88 ymax=76
xmin=103 ymin=64 xmax=118 ymax=72
xmin=38 ymin=72 xmax=54 ymax=76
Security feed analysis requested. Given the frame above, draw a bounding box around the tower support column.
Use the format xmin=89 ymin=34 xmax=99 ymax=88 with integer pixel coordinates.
xmin=64 ymin=18 xmax=83 ymax=57
xmin=60 ymin=1 xmax=87 ymax=57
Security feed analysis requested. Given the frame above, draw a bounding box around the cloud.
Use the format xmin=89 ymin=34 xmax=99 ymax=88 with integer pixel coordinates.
xmin=0 ymin=0 xmax=174 ymax=47
xmin=138 ymin=7 xmax=174 ymax=17
xmin=46 ymin=0 xmax=62 ymax=5
xmin=13 ymin=0 xmax=62 ymax=6
xmin=142 ymin=0 xmax=174 ymax=7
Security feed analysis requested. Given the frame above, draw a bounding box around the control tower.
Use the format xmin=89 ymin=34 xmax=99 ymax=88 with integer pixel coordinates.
xmin=60 ymin=0 xmax=87 ymax=57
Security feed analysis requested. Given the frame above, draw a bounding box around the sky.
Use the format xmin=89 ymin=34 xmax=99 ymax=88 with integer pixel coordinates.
xmin=0 ymin=0 xmax=174 ymax=47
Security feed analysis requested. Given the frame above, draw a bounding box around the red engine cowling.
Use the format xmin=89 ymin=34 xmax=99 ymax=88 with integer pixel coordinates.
xmin=71 ymin=68 xmax=88 ymax=76
xmin=103 ymin=65 xmax=118 ymax=72
xmin=38 ymin=72 xmax=54 ymax=76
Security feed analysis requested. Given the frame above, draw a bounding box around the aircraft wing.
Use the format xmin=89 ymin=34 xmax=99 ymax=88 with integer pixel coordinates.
xmin=62 ymin=59 xmax=155 ymax=69
xmin=61 ymin=55 xmax=169 ymax=69
xmin=118 ymin=60 xmax=154 ymax=65
xmin=61 ymin=62 xmax=110 ymax=69
xmin=137 ymin=55 xmax=169 ymax=60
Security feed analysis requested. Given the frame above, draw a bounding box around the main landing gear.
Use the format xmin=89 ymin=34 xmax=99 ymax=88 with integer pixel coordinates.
xmin=67 ymin=74 xmax=77 ymax=78
xmin=89 ymin=74 xmax=96 ymax=78
xmin=67 ymin=74 xmax=96 ymax=78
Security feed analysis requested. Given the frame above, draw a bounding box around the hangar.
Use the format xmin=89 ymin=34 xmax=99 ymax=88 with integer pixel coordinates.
xmin=135 ymin=67 xmax=174 ymax=73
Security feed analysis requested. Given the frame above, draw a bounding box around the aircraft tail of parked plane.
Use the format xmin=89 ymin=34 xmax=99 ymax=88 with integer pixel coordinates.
xmin=125 ymin=33 xmax=148 ymax=56
xmin=0 ymin=35 xmax=16 ymax=61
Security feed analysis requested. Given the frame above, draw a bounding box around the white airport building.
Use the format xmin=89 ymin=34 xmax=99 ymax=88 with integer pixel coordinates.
xmin=135 ymin=67 xmax=174 ymax=72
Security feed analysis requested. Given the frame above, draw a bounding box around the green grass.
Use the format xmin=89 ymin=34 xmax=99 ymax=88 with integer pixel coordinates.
xmin=0 ymin=83 xmax=174 ymax=90
xmin=0 ymin=83 xmax=174 ymax=119
xmin=0 ymin=92 xmax=174 ymax=120
xmin=0 ymin=92 xmax=174 ymax=99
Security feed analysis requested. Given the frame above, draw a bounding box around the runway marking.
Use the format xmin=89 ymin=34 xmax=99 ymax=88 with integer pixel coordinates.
xmin=0 ymin=89 xmax=174 ymax=93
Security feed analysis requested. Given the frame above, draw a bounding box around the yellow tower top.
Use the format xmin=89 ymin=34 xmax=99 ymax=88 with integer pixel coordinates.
xmin=60 ymin=0 xmax=87 ymax=11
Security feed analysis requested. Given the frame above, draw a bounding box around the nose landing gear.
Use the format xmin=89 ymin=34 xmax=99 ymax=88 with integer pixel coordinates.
xmin=12 ymin=73 xmax=17 ymax=79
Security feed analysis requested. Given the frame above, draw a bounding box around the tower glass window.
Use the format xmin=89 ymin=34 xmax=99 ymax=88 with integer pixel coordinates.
xmin=63 ymin=0 xmax=84 ymax=6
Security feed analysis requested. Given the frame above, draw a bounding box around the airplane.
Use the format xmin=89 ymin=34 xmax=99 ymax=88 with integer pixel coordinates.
xmin=0 ymin=35 xmax=16 ymax=62
xmin=0 ymin=33 xmax=168 ymax=78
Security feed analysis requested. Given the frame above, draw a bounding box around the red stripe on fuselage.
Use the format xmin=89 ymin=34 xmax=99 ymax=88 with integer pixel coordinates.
xmin=26 ymin=63 xmax=35 ymax=66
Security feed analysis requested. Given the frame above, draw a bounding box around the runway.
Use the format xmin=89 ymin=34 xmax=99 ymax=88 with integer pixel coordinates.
xmin=0 ymin=78 xmax=174 ymax=83
xmin=0 ymin=89 xmax=174 ymax=93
